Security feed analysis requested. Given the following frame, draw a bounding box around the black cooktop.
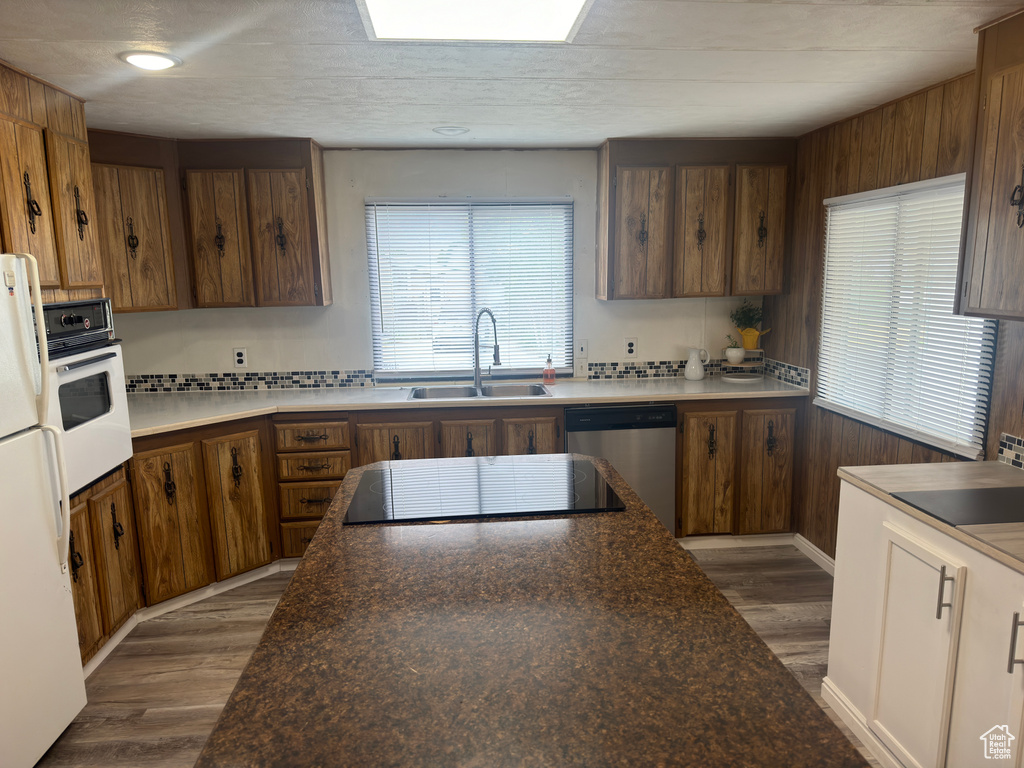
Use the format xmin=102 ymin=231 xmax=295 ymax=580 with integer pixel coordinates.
xmin=892 ymin=486 xmax=1024 ymax=527
xmin=344 ymin=455 xmax=626 ymax=525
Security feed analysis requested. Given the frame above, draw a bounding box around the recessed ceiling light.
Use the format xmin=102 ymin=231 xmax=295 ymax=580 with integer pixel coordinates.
xmin=433 ymin=126 xmax=470 ymax=136
xmin=118 ymin=51 xmax=182 ymax=71
xmin=359 ymin=0 xmax=593 ymax=42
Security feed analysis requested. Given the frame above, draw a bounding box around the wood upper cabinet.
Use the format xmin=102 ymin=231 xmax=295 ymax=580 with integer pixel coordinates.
xmin=673 ymin=166 xmax=729 ymax=297
xmin=131 ymin=442 xmax=214 ymax=605
xmin=186 ymin=169 xmax=254 ymax=307
xmin=248 ymin=169 xmax=319 ymax=306
xmin=68 ymin=501 xmax=104 ymax=664
xmin=959 ymin=11 xmax=1024 ymax=319
xmin=439 ymin=419 xmax=497 ymax=458
xmin=44 ymin=130 xmax=104 ymax=288
xmin=202 ymin=430 xmax=271 ymax=580
xmin=680 ymin=410 xmax=737 ymax=535
xmin=356 ymin=422 xmax=434 ymax=465
xmin=502 ymin=416 xmax=560 ymax=456
xmin=737 ymin=408 xmax=794 ymax=534
xmin=611 ymin=167 xmax=672 ymax=299
xmin=0 ymin=119 xmax=60 ymax=286
xmin=92 ymin=163 xmax=176 ymax=311
xmin=732 ymin=165 xmax=787 ymax=295
xmin=88 ymin=478 xmax=141 ymax=635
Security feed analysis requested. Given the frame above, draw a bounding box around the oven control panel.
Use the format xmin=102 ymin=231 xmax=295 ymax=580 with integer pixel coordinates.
xmin=39 ymin=298 xmax=115 ymax=356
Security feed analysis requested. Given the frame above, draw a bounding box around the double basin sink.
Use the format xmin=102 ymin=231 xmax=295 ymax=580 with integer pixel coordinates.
xmin=408 ymin=384 xmax=551 ymax=400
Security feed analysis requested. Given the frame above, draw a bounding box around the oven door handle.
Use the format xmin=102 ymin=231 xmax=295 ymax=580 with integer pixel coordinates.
xmin=12 ymin=253 xmax=50 ymax=422
xmin=58 ymin=351 xmax=117 ymax=373
xmin=40 ymin=424 xmax=72 ymax=572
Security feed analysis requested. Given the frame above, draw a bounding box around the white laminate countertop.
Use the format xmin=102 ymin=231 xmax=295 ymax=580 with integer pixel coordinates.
xmin=128 ymin=376 xmax=807 ymax=437
xmin=838 ymin=462 xmax=1024 ymax=574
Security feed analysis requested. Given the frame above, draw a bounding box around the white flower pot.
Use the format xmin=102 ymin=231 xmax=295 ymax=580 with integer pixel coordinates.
xmin=724 ymin=347 xmax=745 ymax=364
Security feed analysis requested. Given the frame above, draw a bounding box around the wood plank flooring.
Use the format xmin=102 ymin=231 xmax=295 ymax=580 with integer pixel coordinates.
xmin=688 ymin=544 xmax=881 ymax=767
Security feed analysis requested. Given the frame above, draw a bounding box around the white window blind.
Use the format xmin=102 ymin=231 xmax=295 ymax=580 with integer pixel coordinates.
xmin=816 ymin=174 xmax=995 ymax=459
xmin=366 ymin=201 xmax=573 ymax=377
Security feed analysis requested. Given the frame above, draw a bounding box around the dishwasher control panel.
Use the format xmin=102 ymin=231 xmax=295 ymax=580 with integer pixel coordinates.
xmin=564 ymin=404 xmax=677 ymax=432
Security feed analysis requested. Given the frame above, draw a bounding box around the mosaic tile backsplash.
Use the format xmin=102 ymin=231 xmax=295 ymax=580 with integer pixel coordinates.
xmin=999 ymin=433 xmax=1024 ymax=469
xmin=586 ymin=351 xmax=765 ymax=380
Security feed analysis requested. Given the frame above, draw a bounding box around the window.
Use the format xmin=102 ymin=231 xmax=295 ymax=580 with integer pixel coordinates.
xmin=816 ymin=174 xmax=995 ymax=459
xmin=366 ymin=200 xmax=573 ymax=378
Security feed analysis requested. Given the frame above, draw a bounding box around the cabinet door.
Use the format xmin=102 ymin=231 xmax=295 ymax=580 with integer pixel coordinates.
xmin=275 ymin=421 xmax=350 ymax=452
xmin=187 ymin=169 xmax=254 ymax=307
xmin=202 ymin=431 xmax=271 ymax=580
xmin=0 ymin=119 xmax=60 ymax=286
xmin=870 ymin=523 xmax=965 ymax=768
xmin=738 ymin=409 xmax=794 ymax=534
xmin=732 ymin=165 xmax=786 ymax=295
xmin=673 ymin=165 xmax=729 ymax=297
xmin=279 ymin=480 xmax=341 ymax=520
xmin=613 ymin=166 xmax=672 ymax=298
xmin=45 ymin=130 xmax=104 ymax=288
xmin=88 ymin=479 xmax=141 ymax=634
xmin=248 ymin=168 xmax=316 ymax=306
xmin=440 ymin=419 xmax=497 ymax=458
xmin=131 ymin=443 xmax=214 ymax=605
xmin=356 ymin=422 xmax=434 ymax=465
xmin=281 ymin=521 xmax=321 ymax=559
xmin=502 ymin=417 xmax=559 ymax=456
xmin=68 ymin=501 xmax=104 ymax=663
xmin=681 ymin=411 xmax=736 ymax=535
xmin=93 ymin=164 xmax=175 ymax=311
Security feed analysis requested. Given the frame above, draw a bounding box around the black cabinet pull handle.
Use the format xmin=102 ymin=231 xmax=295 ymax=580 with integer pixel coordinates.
xmin=69 ymin=530 xmax=84 ymax=582
xmin=1011 ymin=162 xmax=1024 ymax=229
xmin=296 ymin=433 xmax=328 ymax=443
xmin=757 ymin=210 xmax=767 ymax=249
xmin=637 ymin=213 xmax=648 ymax=248
xmin=299 ymin=462 xmax=331 ymax=472
xmin=231 ymin=447 xmax=243 ymax=487
xmin=466 ymin=431 xmax=475 ymax=457
xmin=696 ymin=212 xmax=706 ymax=251
xmin=527 ymin=430 xmax=536 ymax=455
xmin=163 ymin=460 xmax=176 ymax=504
xmin=74 ymin=185 xmax=89 ymax=240
xmin=766 ymin=419 xmax=777 ymax=456
xmin=110 ymin=502 xmax=124 ymax=549
xmin=299 ymin=497 xmax=331 ymax=505
xmin=214 ymin=220 xmax=226 ymax=254
xmin=126 ymin=216 xmax=139 ymax=258
xmin=391 ymin=434 xmax=402 ymax=460
xmin=707 ymin=424 xmax=717 ymax=459
xmin=23 ymin=171 xmax=43 ymax=234
xmin=300 ymin=536 xmax=314 ymax=544
xmin=275 ymin=217 xmax=287 ymax=254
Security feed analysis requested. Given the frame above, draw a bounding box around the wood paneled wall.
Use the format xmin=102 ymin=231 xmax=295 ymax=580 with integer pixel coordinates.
xmin=762 ymin=73 xmax=1024 ymax=557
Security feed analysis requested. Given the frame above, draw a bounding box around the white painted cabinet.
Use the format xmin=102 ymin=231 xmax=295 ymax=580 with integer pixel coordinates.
xmin=825 ymin=481 xmax=1024 ymax=768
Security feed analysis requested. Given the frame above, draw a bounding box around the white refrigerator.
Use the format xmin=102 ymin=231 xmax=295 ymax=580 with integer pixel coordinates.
xmin=0 ymin=253 xmax=87 ymax=766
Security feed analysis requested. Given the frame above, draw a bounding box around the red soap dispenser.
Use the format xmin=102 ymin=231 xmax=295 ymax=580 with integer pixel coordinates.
xmin=543 ymin=354 xmax=556 ymax=385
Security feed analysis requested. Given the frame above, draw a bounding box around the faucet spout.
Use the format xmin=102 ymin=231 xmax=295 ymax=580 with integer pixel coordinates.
xmin=474 ymin=308 xmax=500 ymax=389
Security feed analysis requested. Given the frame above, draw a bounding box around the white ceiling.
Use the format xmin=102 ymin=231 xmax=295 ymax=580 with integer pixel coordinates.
xmin=0 ymin=0 xmax=1015 ymax=148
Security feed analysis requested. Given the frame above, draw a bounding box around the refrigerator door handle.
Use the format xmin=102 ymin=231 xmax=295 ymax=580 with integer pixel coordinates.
xmin=40 ymin=424 xmax=71 ymax=571
xmin=12 ymin=252 xmax=51 ymax=423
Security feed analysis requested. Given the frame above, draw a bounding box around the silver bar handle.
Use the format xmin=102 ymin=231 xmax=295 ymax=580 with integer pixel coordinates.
xmin=935 ymin=565 xmax=955 ymax=619
xmin=58 ymin=350 xmax=116 ymax=372
xmin=1008 ymin=612 xmax=1024 ymax=674
xmin=12 ymin=253 xmax=50 ymax=423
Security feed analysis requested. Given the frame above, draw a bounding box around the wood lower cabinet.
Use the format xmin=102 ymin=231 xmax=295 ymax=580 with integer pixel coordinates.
xmin=674 ymin=165 xmax=729 ymax=297
xmin=610 ymin=166 xmax=672 ymax=299
xmin=732 ymin=165 xmax=787 ymax=295
xmin=356 ymin=422 xmax=434 ymax=465
xmin=277 ymin=450 xmax=351 ymax=481
xmin=738 ymin=408 xmax=794 ymax=534
xmin=275 ymin=421 xmax=350 ymax=452
xmin=202 ymin=430 xmax=271 ymax=579
xmin=92 ymin=163 xmax=176 ymax=311
xmin=281 ymin=521 xmax=322 ymax=558
xmin=68 ymin=501 xmax=104 ymax=663
xmin=680 ymin=410 xmax=737 ymax=535
xmin=279 ymin=480 xmax=341 ymax=520
xmin=131 ymin=442 xmax=214 ymax=604
xmin=88 ymin=478 xmax=142 ymax=635
xmin=439 ymin=419 xmax=497 ymax=458
xmin=45 ymin=130 xmax=104 ymax=289
xmin=186 ymin=169 xmax=255 ymax=307
xmin=502 ymin=416 xmax=560 ymax=455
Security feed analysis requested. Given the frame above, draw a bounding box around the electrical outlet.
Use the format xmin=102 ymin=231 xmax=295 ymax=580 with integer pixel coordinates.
xmin=624 ymin=337 xmax=637 ymax=357
xmin=233 ymin=347 xmax=248 ymax=369
xmin=577 ymin=339 xmax=588 ymax=358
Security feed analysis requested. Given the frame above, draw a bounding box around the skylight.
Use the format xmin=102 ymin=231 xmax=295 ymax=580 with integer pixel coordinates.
xmin=359 ymin=0 xmax=592 ymax=42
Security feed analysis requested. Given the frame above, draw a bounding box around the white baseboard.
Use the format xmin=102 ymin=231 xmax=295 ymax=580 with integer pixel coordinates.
xmin=678 ymin=533 xmax=796 ymax=550
xmin=821 ymin=677 xmax=900 ymax=768
xmin=794 ymin=533 xmax=836 ymax=576
xmin=83 ymin=558 xmax=301 ymax=679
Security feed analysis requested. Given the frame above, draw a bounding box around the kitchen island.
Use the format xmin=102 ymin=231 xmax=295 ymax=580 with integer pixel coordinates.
xmin=196 ymin=455 xmax=865 ymax=767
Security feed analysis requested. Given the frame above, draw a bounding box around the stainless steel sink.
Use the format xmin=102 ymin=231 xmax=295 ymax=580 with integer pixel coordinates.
xmin=408 ymin=386 xmax=480 ymax=400
xmin=480 ymin=384 xmax=551 ymax=397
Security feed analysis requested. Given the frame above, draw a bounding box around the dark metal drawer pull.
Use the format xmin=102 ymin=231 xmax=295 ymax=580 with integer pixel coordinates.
xmin=296 ymin=433 xmax=329 ymax=443
xmin=299 ymin=463 xmax=331 ymax=472
xmin=1008 ymin=612 xmax=1024 ymax=674
xmin=74 ymin=185 xmax=89 ymax=240
xmin=766 ymin=419 xmax=777 ymax=456
xmin=707 ymin=424 xmax=717 ymax=459
xmin=466 ymin=431 xmax=475 ymax=457
xmin=527 ymin=430 xmax=536 ymax=454
xmin=696 ymin=212 xmax=706 ymax=251
xmin=23 ymin=171 xmax=43 ymax=234
xmin=299 ymin=497 xmax=331 ymax=505
xmin=392 ymin=434 xmax=402 ymax=460
xmin=934 ymin=565 xmax=954 ymax=619
xmin=231 ymin=447 xmax=243 ymax=487
xmin=275 ymin=217 xmax=287 ymax=254
xmin=126 ymin=216 xmax=139 ymax=258
xmin=163 ymin=461 xmax=176 ymax=504
xmin=110 ymin=502 xmax=124 ymax=549
xmin=214 ymin=220 xmax=226 ymax=254
xmin=757 ymin=210 xmax=767 ymax=249
xmin=69 ymin=530 xmax=84 ymax=582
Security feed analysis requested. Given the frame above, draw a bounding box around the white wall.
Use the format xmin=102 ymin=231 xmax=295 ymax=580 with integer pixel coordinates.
xmin=116 ymin=149 xmax=753 ymax=377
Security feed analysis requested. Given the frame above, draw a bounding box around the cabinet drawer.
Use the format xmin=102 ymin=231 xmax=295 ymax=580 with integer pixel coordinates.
xmin=281 ymin=521 xmax=321 ymax=558
xmin=275 ymin=422 xmax=349 ymax=451
xmin=279 ymin=480 xmax=341 ymax=520
xmin=277 ymin=450 xmax=351 ymax=481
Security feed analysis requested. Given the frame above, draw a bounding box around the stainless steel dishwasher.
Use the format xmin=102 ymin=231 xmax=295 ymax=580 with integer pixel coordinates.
xmin=564 ymin=404 xmax=677 ymax=535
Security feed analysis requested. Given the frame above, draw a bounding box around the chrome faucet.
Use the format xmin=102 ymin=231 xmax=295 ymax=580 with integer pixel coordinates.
xmin=474 ymin=308 xmax=500 ymax=389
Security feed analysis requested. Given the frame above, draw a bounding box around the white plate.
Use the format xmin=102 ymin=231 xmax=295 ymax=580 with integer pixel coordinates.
xmin=721 ymin=373 xmax=764 ymax=383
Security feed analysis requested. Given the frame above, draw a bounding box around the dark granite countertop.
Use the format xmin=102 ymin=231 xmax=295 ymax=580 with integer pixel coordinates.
xmin=196 ymin=455 xmax=867 ymax=767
